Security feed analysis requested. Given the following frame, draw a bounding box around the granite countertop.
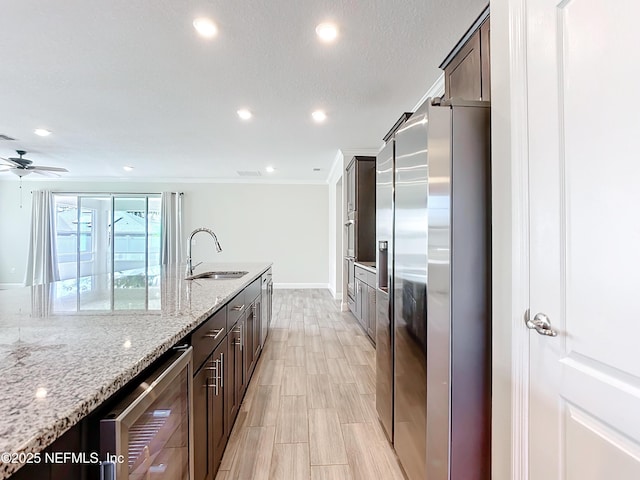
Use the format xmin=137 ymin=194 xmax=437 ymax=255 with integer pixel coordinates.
xmin=0 ymin=262 xmax=271 ymax=480
xmin=354 ymin=261 xmax=376 ymax=274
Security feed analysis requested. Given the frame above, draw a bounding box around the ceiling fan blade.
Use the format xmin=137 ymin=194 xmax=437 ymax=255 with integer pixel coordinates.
xmin=32 ymin=169 xmax=61 ymax=177
xmin=0 ymin=157 xmax=22 ymax=167
xmin=0 ymin=165 xmax=14 ymax=172
xmin=30 ymin=165 xmax=69 ymax=172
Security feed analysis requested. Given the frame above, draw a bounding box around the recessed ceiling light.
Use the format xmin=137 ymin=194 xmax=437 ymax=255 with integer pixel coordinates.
xmin=123 ymin=166 xmax=134 ymax=172
xmin=266 ymin=166 xmax=275 ymax=173
xmin=237 ymin=109 xmax=252 ymax=120
xmin=34 ymin=128 xmax=51 ymax=137
xmin=35 ymin=387 xmax=47 ymax=399
xmin=312 ymin=110 xmax=327 ymax=123
xmin=316 ymin=22 xmax=338 ymax=42
xmin=193 ymin=17 xmax=218 ymax=38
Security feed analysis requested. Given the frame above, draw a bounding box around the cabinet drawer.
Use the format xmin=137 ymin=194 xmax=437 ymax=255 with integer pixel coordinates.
xmin=354 ymin=266 xmax=367 ymax=283
xmin=245 ymin=277 xmax=261 ymax=303
xmin=226 ymin=290 xmax=246 ymax=329
xmin=355 ymin=266 xmax=376 ymax=287
xmin=365 ymin=270 xmax=376 ymax=287
xmin=193 ymin=308 xmax=227 ymax=371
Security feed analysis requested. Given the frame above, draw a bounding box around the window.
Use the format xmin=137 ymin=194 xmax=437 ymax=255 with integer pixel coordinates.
xmin=52 ymin=194 xmax=162 ymax=310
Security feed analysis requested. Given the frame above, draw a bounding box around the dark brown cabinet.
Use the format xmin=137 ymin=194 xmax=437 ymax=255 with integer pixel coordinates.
xmin=210 ymin=341 xmax=227 ymax=474
xmin=345 ymin=156 xmax=376 ymax=261
xmin=226 ymin=314 xmax=245 ymax=432
xmin=480 ymin=18 xmax=491 ymax=101
xmin=252 ymin=298 xmax=262 ymax=361
xmin=245 ymin=305 xmax=255 ymax=378
xmin=442 ymin=10 xmax=490 ymax=101
xmin=194 ymin=363 xmax=213 ymax=480
xmin=194 ymin=339 xmax=227 ymax=480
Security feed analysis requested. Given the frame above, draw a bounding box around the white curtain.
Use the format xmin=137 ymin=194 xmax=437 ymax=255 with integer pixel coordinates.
xmin=160 ymin=192 xmax=183 ymax=266
xmin=25 ymin=190 xmax=60 ymax=286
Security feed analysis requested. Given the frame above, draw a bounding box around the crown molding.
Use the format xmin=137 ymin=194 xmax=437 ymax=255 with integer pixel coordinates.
xmin=412 ymin=73 xmax=446 ymax=111
xmin=0 ymin=176 xmax=328 ymax=185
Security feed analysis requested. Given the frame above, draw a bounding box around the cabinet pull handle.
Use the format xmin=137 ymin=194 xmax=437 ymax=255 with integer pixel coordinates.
xmin=219 ymin=352 xmax=224 ymax=388
xmin=205 ymin=360 xmax=220 ymax=395
xmin=203 ymin=327 xmax=224 ymax=339
xmin=231 ymin=304 xmax=245 ymax=311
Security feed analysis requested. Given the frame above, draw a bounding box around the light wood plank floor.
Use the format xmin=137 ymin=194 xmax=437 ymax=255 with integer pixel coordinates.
xmin=217 ymin=289 xmax=406 ymax=480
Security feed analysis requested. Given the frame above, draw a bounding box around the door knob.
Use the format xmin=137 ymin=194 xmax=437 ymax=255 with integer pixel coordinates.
xmin=525 ymin=311 xmax=558 ymax=337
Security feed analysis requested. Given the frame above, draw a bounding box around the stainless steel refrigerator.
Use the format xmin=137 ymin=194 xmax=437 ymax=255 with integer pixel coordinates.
xmin=375 ymin=98 xmax=490 ymax=480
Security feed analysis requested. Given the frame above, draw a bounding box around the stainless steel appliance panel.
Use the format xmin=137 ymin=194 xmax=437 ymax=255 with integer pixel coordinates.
xmin=424 ymin=105 xmax=453 ymax=480
xmin=345 ymin=211 xmax=356 ymax=258
xmin=101 ymin=347 xmax=194 ymax=480
xmin=375 ymin=139 xmax=394 ymax=442
xmin=393 ymin=102 xmax=429 ymax=480
xmin=425 ymin=102 xmax=491 ymax=480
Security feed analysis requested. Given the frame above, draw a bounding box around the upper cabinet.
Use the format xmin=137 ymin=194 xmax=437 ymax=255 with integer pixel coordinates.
xmin=441 ymin=8 xmax=490 ymax=101
xmin=345 ymin=156 xmax=376 ymax=262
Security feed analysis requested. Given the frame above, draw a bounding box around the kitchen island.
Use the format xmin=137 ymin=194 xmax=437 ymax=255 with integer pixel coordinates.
xmin=0 ymin=262 xmax=272 ymax=480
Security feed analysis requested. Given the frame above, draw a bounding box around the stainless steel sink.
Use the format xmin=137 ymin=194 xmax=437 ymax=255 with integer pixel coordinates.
xmin=185 ymin=270 xmax=248 ymax=281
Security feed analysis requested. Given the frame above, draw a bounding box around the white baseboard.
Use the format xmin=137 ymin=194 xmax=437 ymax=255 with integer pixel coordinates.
xmin=327 ymin=285 xmax=343 ymax=301
xmin=0 ymin=283 xmax=23 ymax=290
xmin=273 ymin=283 xmax=329 ymax=289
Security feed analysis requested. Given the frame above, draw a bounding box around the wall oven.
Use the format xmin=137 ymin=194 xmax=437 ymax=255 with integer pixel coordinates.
xmin=345 ymin=211 xmax=356 ymax=258
xmin=100 ymin=346 xmax=194 ymax=480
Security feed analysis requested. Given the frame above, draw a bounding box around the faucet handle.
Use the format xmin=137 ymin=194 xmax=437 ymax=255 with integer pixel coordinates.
xmin=192 ymin=261 xmax=203 ymax=271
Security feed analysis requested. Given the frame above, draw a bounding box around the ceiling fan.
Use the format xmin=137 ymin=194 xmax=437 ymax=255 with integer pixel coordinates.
xmin=0 ymin=150 xmax=69 ymax=177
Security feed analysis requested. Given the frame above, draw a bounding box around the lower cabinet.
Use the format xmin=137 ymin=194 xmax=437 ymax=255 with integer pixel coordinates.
xmin=194 ymin=340 xmax=227 ymax=480
xmin=225 ymin=314 xmax=245 ymax=433
xmin=367 ymin=283 xmax=376 ymax=340
xmin=354 ymin=265 xmax=377 ymax=345
xmin=245 ymin=306 xmax=255 ymax=379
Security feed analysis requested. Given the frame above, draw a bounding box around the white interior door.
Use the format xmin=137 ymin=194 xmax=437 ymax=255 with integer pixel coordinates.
xmin=527 ymin=0 xmax=640 ymax=478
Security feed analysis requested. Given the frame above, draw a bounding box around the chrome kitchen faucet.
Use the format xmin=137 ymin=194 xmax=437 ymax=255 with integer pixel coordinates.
xmin=186 ymin=227 xmax=222 ymax=276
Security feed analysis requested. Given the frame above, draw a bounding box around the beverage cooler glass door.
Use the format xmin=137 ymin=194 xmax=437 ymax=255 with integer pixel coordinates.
xmin=101 ymin=347 xmax=194 ymax=480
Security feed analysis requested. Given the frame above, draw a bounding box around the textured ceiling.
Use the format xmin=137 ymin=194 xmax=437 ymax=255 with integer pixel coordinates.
xmin=0 ymin=0 xmax=488 ymax=182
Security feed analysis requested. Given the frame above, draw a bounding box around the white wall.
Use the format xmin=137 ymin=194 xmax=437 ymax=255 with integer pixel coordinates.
xmin=0 ymin=180 xmax=329 ymax=287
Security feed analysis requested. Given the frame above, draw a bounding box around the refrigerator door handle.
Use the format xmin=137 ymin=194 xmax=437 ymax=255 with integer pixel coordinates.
xmin=377 ymin=241 xmax=388 ymax=291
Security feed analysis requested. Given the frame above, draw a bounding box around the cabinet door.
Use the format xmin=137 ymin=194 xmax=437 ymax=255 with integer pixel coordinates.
xmin=360 ymin=281 xmax=369 ymax=332
xmin=367 ymin=284 xmax=377 ymax=343
xmin=211 ymin=340 xmax=227 ymax=475
xmin=253 ymin=295 xmax=263 ymax=360
xmin=346 ymin=159 xmax=356 ymax=212
xmin=194 ymin=359 xmax=214 ymax=480
xmin=444 ymin=29 xmax=482 ymax=101
xmin=245 ymin=305 xmax=255 ymax=378
xmin=226 ymin=321 xmax=242 ymax=433
xmin=355 ymin=279 xmax=365 ymax=327
xmin=237 ymin=316 xmax=247 ymax=399
xmin=480 ymin=18 xmax=491 ymax=101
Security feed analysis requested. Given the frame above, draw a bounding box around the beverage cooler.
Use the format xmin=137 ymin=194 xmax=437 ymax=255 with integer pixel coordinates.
xmin=100 ymin=347 xmax=194 ymax=480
